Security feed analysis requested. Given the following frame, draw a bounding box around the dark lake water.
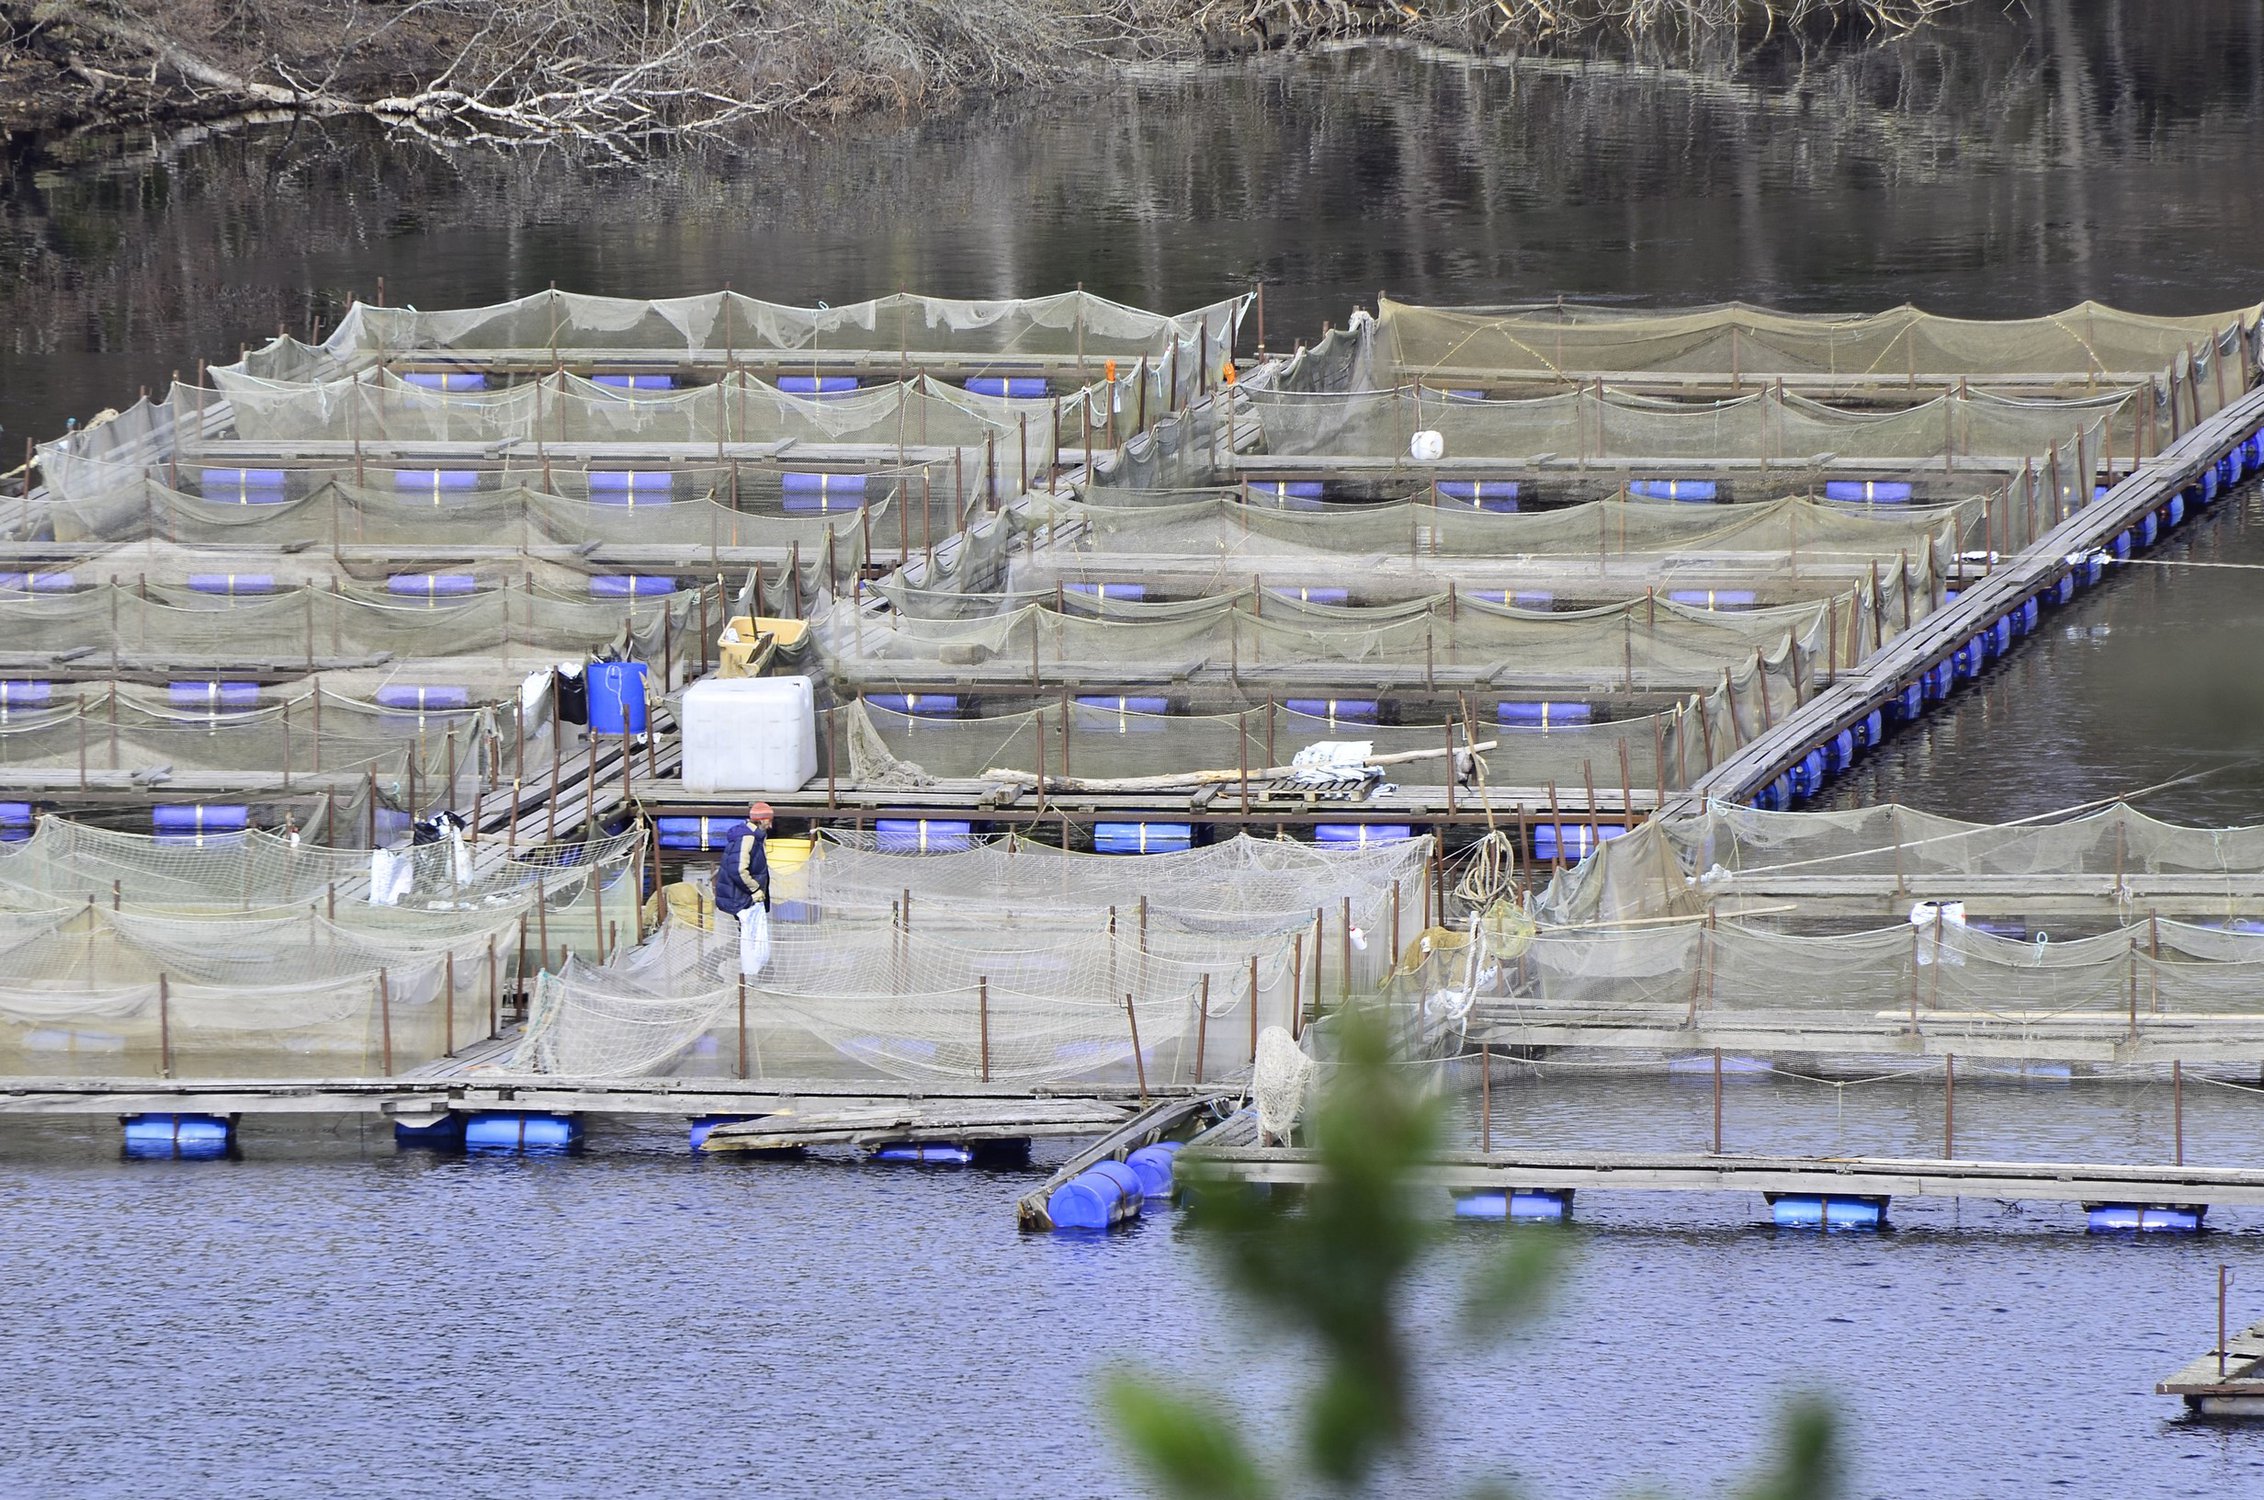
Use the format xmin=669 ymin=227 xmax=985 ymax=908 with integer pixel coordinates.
xmin=8 ymin=3 xmax=2264 ymax=1495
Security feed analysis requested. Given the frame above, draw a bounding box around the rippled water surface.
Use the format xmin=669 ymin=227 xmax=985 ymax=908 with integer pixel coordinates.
xmin=9 ymin=3 xmax=2264 ymax=1495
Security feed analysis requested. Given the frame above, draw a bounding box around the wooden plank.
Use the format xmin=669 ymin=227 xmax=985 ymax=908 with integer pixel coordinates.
xmin=1194 ymin=1144 xmax=2264 ymax=1207
xmin=701 ymin=1097 xmax=1132 ymax=1151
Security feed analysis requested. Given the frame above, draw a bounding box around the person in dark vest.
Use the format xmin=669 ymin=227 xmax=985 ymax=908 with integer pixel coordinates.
xmin=713 ymin=801 xmax=774 ymax=975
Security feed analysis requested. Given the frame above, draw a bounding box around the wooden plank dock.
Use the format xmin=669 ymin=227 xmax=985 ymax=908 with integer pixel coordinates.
xmin=1670 ymin=385 xmax=2264 ymax=812
xmin=2159 ymin=1318 xmax=2264 ymax=1414
xmin=1191 ymin=1144 xmax=2264 ymax=1210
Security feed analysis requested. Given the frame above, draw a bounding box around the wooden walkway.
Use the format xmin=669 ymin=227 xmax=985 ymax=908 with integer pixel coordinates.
xmin=1669 ymin=384 xmax=2264 ymax=811
xmin=1193 ymin=1144 xmax=2264 ymax=1209
xmin=2159 ymin=1318 xmax=2264 ymax=1414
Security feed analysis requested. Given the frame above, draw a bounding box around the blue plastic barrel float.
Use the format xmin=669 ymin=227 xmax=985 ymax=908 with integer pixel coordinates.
xmin=1991 ymin=616 xmax=2013 ymax=655
xmin=1248 ymin=481 xmax=1324 ymax=508
xmin=656 ymin=817 xmax=733 ymax=851
xmin=2085 ymin=1203 xmax=2206 ymax=1234
xmin=1769 ymin=1194 xmax=1887 ymax=1229
xmin=0 ymin=680 xmax=52 ymax=710
xmin=875 ymin=818 xmax=974 ymax=853
xmin=374 ymin=684 xmax=470 ymax=712
xmin=1125 ymin=1142 xmax=1184 ymax=1198
xmin=588 ymin=470 xmax=676 ymax=503
xmin=1435 ymin=480 xmax=1519 ymax=511
xmin=1497 ymin=701 xmax=1592 ymax=729
xmin=1788 ymin=747 xmax=1830 ymax=801
xmin=2137 ymin=512 xmax=2159 ymax=548
xmin=1285 ymin=697 xmax=1378 ymax=723
xmin=199 ymin=467 xmax=290 ymax=503
xmin=1627 ymin=478 xmax=1717 ymax=502
xmin=1316 ymin=824 xmax=1416 ymax=847
xmin=867 ymin=693 xmax=962 ymax=717
xmin=1094 ymin=823 xmax=1193 ymax=855
xmin=584 ymin=660 xmax=650 ymax=735
xmin=391 ymin=469 xmax=481 ymax=495
xmin=1823 ymin=480 xmax=1914 ymax=504
xmin=1274 ymin=585 xmax=1350 ymax=605
xmin=1856 ymin=709 xmax=1885 ymax=748
xmin=1454 ymin=1188 xmax=1572 ymax=1222
xmin=688 ymin=1115 xmax=763 ymax=1150
xmin=2165 ymin=495 xmax=2187 ymax=529
xmin=779 ymin=375 xmax=858 ymax=397
xmin=1667 ymin=589 xmax=1758 ymax=610
xmin=464 ymin=1111 xmax=582 ymax=1151
xmin=966 ymin=376 xmax=1048 ymax=399
xmin=1888 ymin=684 xmax=1923 ymax=722
xmin=393 ymin=1114 xmax=467 ymax=1147
xmin=1047 ymin=1158 xmax=1146 ymax=1230
xmin=167 ymin=680 xmax=260 ymax=711
xmin=402 ymin=371 xmax=488 ymax=391
xmin=186 ymin=573 xmax=276 ymax=597
xmin=386 ymin=572 xmax=478 ymax=600
xmin=0 ymin=571 xmax=72 ymax=592
xmin=1063 ymin=581 xmax=1148 ymax=602
xmin=152 ymin=804 xmax=248 ymax=847
xmin=1825 ymin=728 xmax=1858 ymax=774
xmin=869 ymin=1140 xmax=978 ymax=1165
xmin=122 ymin=1113 xmax=235 ymax=1159
xmin=592 ymin=373 xmax=677 ymax=390
xmin=1531 ymin=823 xmax=1627 ymax=862
xmin=0 ymin=801 xmax=31 ymax=841
xmin=2015 ymin=599 xmax=2040 ymax=636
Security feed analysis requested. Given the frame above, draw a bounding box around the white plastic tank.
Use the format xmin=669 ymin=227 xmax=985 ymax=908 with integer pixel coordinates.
xmin=681 ymin=676 xmax=818 ymax=793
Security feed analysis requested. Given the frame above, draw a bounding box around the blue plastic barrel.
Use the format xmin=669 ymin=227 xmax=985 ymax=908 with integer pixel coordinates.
xmin=199 ymin=466 xmax=288 ymax=495
xmin=585 ymin=661 xmax=649 ymax=734
xmin=186 ymin=574 xmax=276 ymax=596
xmin=588 ymin=470 xmax=676 ymax=501
xmin=1454 ymin=1188 xmax=1572 ymax=1221
xmin=1826 ymin=728 xmax=1858 ymax=774
xmin=1063 ymin=582 xmax=1148 ymax=602
xmin=0 ymin=681 xmax=52 ymax=709
xmin=867 ymin=693 xmax=961 ymax=717
xmin=1890 ymin=683 xmax=1922 ymax=721
xmin=1125 ymin=1142 xmax=1184 ymax=1198
xmin=1284 ymin=698 xmax=1378 ymax=723
xmin=152 ymin=805 xmax=249 ymax=844
xmin=393 ymin=1114 xmax=467 ymax=1147
xmin=0 ymin=572 xmax=72 ymax=592
xmin=1823 ymin=480 xmax=1913 ymax=504
xmin=2138 ymin=513 xmax=2159 ymax=548
xmin=1435 ymin=480 xmax=1519 ymax=511
xmin=2085 ymin=1203 xmax=2206 ymax=1234
xmin=2166 ymin=496 xmax=2187 ymax=528
xmin=1991 ymin=617 xmax=2013 ymax=655
xmin=387 ymin=573 xmax=478 ymax=599
xmin=873 ymin=1142 xmax=976 ymax=1165
xmin=1789 ymin=747 xmax=1829 ymax=800
xmin=1274 ymin=585 xmax=1349 ymax=605
xmin=1075 ymin=695 xmax=1168 ymax=716
xmin=592 ymin=373 xmax=676 ymax=390
xmin=966 ymin=377 xmax=1048 ymax=399
xmin=1628 ymin=479 xmax=1716 ymax=501
xmin=401 ymin=371 xmax=488 ymax=391
xmin=167 ymin=681 xmax=260 ymax=711
xmin=1316 ymin=824 xmax=1416 ymax=847
xmin=1771 ymin=1194 xmax=1887 ymax=1229
xmin=1857 ymin=709 xmax=1885 ymax=748
xmin=374 ymin=685 xmax=470 ymax=711
xmin=2017 ymin=599 xmax=2040 ymax=635
xmin=875 ymin=818 xmax=973 ymax=852
xmin=2046 ymin=575 xmax=2075 ymax=606
xmin=779 ymin=375 xmax=858 ymax=396
xmin=656 ymin=816 xmax=732 ymax=851
xmin=1047 ymin=1159 xmax=1145 ymax=1230
xmin=1531 ymin=823 xmax=1626 ymax=862
xmin=0 ymin=801 xmax=31 ymax=828
xmin=688 ymin=1115 xmax=763 ymax=1150
xmin=465 ymin=1112 xmax=582 ymax=1151
xmin=1474 ymin=590 xmax=1556 ymax=609
xmin=1094 ymin=823 xmax=1193 ymax=855
xmin=589 ymin=575 xmax=680 ymax=598
xmin=1497 ymin=701 xmax=1591 ymax=728
xmin=1248 ymin=481 xmax=1324 ymax=507
xmin=392 ymin=469 xmax=480 ymax=492
xmin=122 ymin=1113 xmax=234 ymax=1159
xmin=1667 ymin=589 xmax=1757 ymax=610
